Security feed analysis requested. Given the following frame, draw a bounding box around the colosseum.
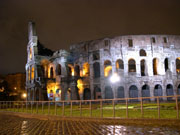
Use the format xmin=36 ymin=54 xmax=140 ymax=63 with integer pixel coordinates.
xmin=26 ymin=22 xmax=180 ymax=101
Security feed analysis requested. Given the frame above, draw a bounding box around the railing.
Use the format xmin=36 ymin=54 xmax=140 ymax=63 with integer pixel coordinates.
xmin=0 ymin=95 xmax=180 ymax=119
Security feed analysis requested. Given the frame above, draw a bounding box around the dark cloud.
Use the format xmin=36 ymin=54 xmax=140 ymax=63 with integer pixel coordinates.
xmin=0 ymin=0 xmax=180 ymax=74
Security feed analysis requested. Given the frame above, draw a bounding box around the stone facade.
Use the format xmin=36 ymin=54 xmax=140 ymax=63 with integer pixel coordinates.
xmin=26 ymin=22 xmax=180 ymax=101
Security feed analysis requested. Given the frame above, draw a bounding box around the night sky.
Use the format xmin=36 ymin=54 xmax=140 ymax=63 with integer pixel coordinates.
xmin=0 ymin=0 xmax=180 ymax=75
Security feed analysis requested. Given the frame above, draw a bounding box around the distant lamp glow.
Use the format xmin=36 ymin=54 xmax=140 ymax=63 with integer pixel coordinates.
xmin=110 ymin=73 xmax=120 ymax=83
xmin=22 ymin=93 xmax=27 ymax=99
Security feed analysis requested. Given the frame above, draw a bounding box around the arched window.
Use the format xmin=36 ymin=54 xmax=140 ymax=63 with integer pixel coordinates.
xmin=176 ymin=58 xmax=180 ymax=73
xmin=128 ymin=59 xmax=136 ymax=72
xmin=56 ymin=64 xmax=61 ymax=75
xmin=117 ymin=86 xmax=124 ymax=98
xmin=105 ymin=86 xmax=114 ymax=99
xmin=129 ymin=85 xmax=138 ymax=102
xmin=141 ymin=59 xmax=145 ymax=76
xmin=104 ymin=60 xmax=112 ymax=77
xmin=164 ymin=58 xmax=169 ymax=72
xmin=153 ymin=58 xmax=158 ymax=75
xmin=116 ymin=59 xmax=124 ymax=71
xmin=142 ymin=85 xmax=150 ymax=100
xmin=83 ymin=63 xmax=90 ymax=76
xmin=93 ymin=62 xmax=100 ymax=78
xmin=83 ymin=88 xmax=91 ymax=100
xmin=154 ymin=84 xmax=163 ymax=101
xmin=139 ymin=49 xmax=146 ymax=56
xmin=75 ymin=65 xmax=80 ymax=76
xmin=31 ymin=66 xmax=34 ymax=80
xmin=166 ymin=84 xmax=174 ymax=101
xmin=94 ymin=86 xmax=101 ymax=99
xmin=50 ymin=67 xmax=54 ymax=78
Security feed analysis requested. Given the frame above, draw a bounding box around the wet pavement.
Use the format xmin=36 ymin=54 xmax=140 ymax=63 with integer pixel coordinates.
xmin=0 ymin=113 xmax=180 ymax=135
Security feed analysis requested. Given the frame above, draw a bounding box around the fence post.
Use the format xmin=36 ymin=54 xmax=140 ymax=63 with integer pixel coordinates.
xmin=62 ymin=101 xmax=64 ymax=117
xmin=17 ymin=102 xmax=19 ymax=112
xmin=126 ymin=98 xmax=128 ymax=118
xmin=22 ymin=101 xmax=24 ymax=112
xmin=100 ymin=100 xmax=103 ymax=118
xmin=141 ymin=97 xmax=143 ymax=118
xmin=113 ymin=100 xmax=115 ymax=118
xmin=176 ymin=95 xmax=179 ymax=119
xmin=31 ymin=101 xmax=33 ymax=114
xmin=157 ymin=97 xmax=160 ymax=119
xmin=70 ymin=101 xmax=72 ymax=116
xmin=48 ymin=101 xmax=50 ymax=115
xmin=80 ymin=101 xmax=82 ymax=117
xmin=13 ymin=102 xmax=15 ymax=112
xmin=36 ymin=101 xmax=38 ymax=114
xmin=26 ymin=101 xmax=28 ymax=113
xmin=55 ymin=101 xmax=57 ymax=115
xmin=42 ymin=102 xmax=44 ymax=114
xmin=90 ymin=101 xmax=92 ymax=117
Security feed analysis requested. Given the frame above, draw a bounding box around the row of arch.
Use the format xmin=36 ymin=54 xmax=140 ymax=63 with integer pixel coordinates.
xmin=103 ymin=84 xmax=180 ymax=100
xmin=41 ymin=57 xmax=180 ymax=79
xmin=82 ymin=84 xmax=180 ymax=100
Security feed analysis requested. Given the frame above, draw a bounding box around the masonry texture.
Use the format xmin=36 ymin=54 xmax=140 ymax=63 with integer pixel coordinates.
xmin=26 ymin=22 xmax=180 ymax=101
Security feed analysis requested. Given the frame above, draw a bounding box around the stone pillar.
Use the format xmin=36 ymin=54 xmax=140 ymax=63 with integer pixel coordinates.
xmin=148 ymin=59 xmax=153 ymax=76
xmin=162 ymin=85 xmax=167 ymax=101
xmin=150 ymin=86 xmax=155 ymax=101
xmin=136 ymin=60 xmax=141 ymax=77
xmin=124 ymin=60 xmax=128 ymax=76
xmin=70 ymin=80 xmax=79 ymax=100
xmin=89 ymin=64 xmax=94 ymax=99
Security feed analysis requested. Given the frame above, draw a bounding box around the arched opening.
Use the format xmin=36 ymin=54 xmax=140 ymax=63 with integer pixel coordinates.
xmin=56 ymin=64 xmax=61 ymax=75
xmin=140 ymin=49 xmax=146 ymax=56
xmin=31 ymin=66 xmax=34 ymax=80
xmin=35 ymin=89 xmax=39 ymax=101
xmin=82 ymin=62 xmax=90 ymax=77
xmin=129 ymin=85 xmax=138 ymax=102
xmin=75 ymin=65 xmax=80 ymax=76
xmin=166 ymin=84 xmax=174 ymax=101
xmin=94 ymin=86 xmax=101 ymax=99
xmin=142 ymin=85 xmax=150 ymax=101
xmin=176 ymin=58 xmax=180 ymax=73
xmin=68 ymin=64 xmax=74 ymax=76
xmin=164 ymin=58 xmax=169 ymax=72
xmin=104 ymin=60 xmax=112 ymax=77
xmin=141 ymin=59 xmax=145 ymax=76
xmin=153 ymin=58 xmax=158 ymax=75
xmin=154 ymin=84 xmax=163 ymax=100
xmin=50 ymin=67 xmax=54 ymax=78
xmin=105 ymin=86 xmax=114 ymax=99
xmin=83 ymin=88 xmax=91 ymax=100
xmin=117 ymin=86 xmax=124 ymax=98
xmin=116 ymin=59 xmax=124 ymax=70
xmin=93 ymin=62 xmax=100 ymax=78
xmin=178 ymin=84 xmax=180 ymax=100
xmin=29 ymin=47 xmax=32 ymax=60
xmin=128 ymin=59 xmax=136 ymax=72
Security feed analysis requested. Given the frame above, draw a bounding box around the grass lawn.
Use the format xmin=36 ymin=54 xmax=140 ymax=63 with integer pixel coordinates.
xmin=1 ymin=101 xmax=179 ymax=119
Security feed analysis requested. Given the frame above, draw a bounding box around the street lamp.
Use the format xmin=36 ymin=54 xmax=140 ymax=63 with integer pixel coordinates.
xmin=110 ymin=73 xmax=120 ymax=83
xmin=22 ymin=93 xmax=27 ymax=99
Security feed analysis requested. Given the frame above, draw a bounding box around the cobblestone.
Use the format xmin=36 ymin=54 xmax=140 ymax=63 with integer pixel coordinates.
xmin=0 ymin=113 xmax=180 ymax=135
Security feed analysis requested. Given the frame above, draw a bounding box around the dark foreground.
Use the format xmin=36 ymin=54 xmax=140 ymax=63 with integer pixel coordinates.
xmin=0 ymin=112 xmax=180 ymax=135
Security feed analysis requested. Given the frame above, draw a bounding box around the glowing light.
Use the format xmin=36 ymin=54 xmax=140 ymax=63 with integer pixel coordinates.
xmin=77 ymin=79 xmax=84 ymax=94
xmin=104 ymin=66 xmax=112 ymax=77
xmin=110 ymin=73 xmax=120 ymax=83
xmin=22 ymin=93 xmax=27 ymax=98
xmin=14 ymin=87 xmax=17 ymax=90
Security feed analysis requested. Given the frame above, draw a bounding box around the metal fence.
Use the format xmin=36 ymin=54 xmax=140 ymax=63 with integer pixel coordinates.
xmin=0 ymin=95 xmax=179 ymax=119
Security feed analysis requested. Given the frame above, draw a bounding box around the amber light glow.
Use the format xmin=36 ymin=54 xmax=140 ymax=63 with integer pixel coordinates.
xmin=104 ymin=66 xmax=112 ymax=77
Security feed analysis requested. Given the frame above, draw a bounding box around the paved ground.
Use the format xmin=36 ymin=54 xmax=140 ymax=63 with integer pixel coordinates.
xmin=0 ymin=112 xmax=180 ymax=135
